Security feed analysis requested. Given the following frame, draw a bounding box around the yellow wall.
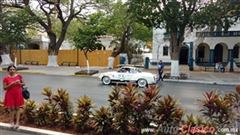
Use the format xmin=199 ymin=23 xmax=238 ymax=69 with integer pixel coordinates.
xmin=12 ymin=50 xmax=120 ymax=67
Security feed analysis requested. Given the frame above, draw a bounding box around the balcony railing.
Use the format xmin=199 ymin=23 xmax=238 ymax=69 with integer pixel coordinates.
xmin=163 ymin=32 xmax=182 ymax=39
xmin=196 ymin=31 xmax=240 ymax=37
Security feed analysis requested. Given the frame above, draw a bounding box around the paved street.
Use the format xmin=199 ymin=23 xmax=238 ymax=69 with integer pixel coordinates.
xmin=1 ymin=65 xmax=239 ymax=85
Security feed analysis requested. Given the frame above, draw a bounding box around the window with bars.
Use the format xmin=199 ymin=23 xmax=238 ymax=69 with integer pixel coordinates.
xmin=233 ymin=46 xmax=239 ymax=58
xmin=163 ymin=46 xmax=168 ymax=56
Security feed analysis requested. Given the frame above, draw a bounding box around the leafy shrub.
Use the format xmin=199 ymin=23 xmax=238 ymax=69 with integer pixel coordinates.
xmin=35 ymin=102 xmax=54 ymax=126
xmin=21 ymin=99 xmax=37 ymax=124
xmin=35 ymin=87 xmax=74 ymax=130
xmin=0 ymin=98 xmax=9 ymax=115
xmin=0 ymin=99 xmax=10 ymax=123
xmin=0 ymin=85 xmax=239 ymax=135
xmin=52 ymin=88 xmax=74 ymax=130
xmin=197 ymin=90 xmax=234 ymax=129
xmin=93 ymin=106 xmax=113 ymax=135
xmin=194 ymin=86 xmax=240 ymax=135
xmin=106 ymin=82 xmax=182 ymax=135
xmin=72 ymin=95 xmax=95 ymax=133
xmin=182 ymin=114 xmax=216 ymax=135
xmin=35 ymin=87 xmax=59 ymax=126
xmin=153 ymin=94 xmax=184 ymax=135
xmin=108 ymin=82 xmax=140 ymax=134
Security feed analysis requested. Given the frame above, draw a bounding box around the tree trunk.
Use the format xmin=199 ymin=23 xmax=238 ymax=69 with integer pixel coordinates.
xmin=0 ymin=43 xmax=8 ymax=55
xmin=108 ymin=40 xmax=126 ymax=69
xmin=127 ymin=52 xmax=132 ymax=64
xmin=84 ymin=51 xmax=90 ymax=73
xmin=1 ymin=54 xmax=13 ymax=65
xmin=47 ymin=33 xmax=60 ymax=66
xmin=108 ymin=20 xmax=134 ymax=69
xmin=0 ymin=44 xmax=13 ymax=65
xmin=169 ymin=31 xmax=184 ymax=78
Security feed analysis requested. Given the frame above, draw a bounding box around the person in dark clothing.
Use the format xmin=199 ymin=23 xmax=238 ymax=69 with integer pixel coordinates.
xmin=157 ymin=60 xmax=164 ymax=82
xmin=219 ymin=62 xmax=225 ymax=73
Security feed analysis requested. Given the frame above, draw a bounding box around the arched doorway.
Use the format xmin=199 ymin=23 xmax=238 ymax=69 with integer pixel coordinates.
xmin=197 ymin=45 xmax=205 ymax=64
xmin=233 ymin=44 xmax=240 ymax=67
xmin=179 ymin=46 xmax=188 ymax=64
xmin=214 ymin=44 xmax=223 ymax=63
xmin=195 ymin=43 xmax=210 ymax=66
xmin=233 ymin=44 xmax=239 ymax=59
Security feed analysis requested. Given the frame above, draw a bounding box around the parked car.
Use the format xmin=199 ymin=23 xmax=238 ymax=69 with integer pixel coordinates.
xmin=98 ymin=66 xmax=157 ymax=87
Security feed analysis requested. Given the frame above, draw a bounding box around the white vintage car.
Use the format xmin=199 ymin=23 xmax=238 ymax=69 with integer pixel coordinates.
xmin=98 ymin=66 xmax=157 ymax=87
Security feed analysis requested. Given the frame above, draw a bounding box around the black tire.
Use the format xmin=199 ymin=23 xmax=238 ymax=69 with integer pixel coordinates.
xmin=102 ymin=76 xmax=111 ymax=85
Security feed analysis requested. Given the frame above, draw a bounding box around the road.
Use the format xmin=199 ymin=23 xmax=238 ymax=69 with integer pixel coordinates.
xmin=0 ymin=73 xmax=236 ymax=134
xmin=0 ymin=73 xmax=236 ymax=116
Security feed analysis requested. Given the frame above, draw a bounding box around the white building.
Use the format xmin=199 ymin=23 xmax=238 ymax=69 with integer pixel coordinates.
xmin=29 ymin=35 xmax=116 ymax=51
xmin=151 ymin=23 xmax=240 ymax=72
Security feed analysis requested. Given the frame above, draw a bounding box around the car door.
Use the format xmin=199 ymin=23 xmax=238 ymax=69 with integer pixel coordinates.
xmin=116 ymin=68 xmax=127 ymax=81
xmin=124 ymin=68 xmax=135 ymax=81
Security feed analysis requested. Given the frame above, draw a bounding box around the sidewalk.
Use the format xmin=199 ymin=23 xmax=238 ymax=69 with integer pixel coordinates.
xmin=0 ymin=122 xmax=73 ymax=135
xmin=0 ymin=64 xmax=240 ymax=135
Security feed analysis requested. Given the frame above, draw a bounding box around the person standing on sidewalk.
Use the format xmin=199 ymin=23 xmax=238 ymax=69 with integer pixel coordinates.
xmin=3 ymin=65 xmax=25 ymax=129
xmin=157 ymin=60 xmax=164 ymax=82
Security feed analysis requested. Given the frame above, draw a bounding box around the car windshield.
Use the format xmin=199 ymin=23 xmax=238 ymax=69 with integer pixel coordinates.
xmin=117 ymin=67 xmax=142 ymax=73
xmin=135 ymin=68 xmax=142 ymax=73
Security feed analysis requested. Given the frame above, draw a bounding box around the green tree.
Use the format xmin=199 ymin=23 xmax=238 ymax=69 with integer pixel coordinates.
xmin=127 ymin=0 xmax=240 ymax=77
xmin=0 ymin=1 xmax=8 ymax=57
xmin=3 ymin=0 xmax=95 ymax=66
xmin=194 ymin=0 xmax=240 ymax=32
xmin=72 ymin=13 xmax=106 ymax=73
xmin=0 ymin=8 xmax=39 ymax=65
xmin=98 ymin=0 xmax=152 ymax=68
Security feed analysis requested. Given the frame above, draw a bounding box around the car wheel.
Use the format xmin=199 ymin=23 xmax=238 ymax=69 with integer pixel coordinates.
xmin=102 ymin=76 xmax=111 ymax=85
xmin=137 ymin=78 xmax=147 ymax=87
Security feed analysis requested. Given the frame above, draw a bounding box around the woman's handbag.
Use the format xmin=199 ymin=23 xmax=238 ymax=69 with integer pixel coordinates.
xmin=18 ymin=75 xmax=30 ymax=99
xmin=22 ymin=86 xmax=30 ymax=99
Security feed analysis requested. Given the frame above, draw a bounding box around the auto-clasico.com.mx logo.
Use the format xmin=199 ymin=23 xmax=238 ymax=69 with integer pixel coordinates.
xmin=141 ymin=125 xmax=239 ymax=134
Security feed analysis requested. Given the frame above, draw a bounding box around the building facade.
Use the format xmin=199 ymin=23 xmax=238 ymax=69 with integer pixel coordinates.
xmin=152 ymin=23 xmax=240 ymax=72
xmin=28 ymin=35 xmax=116 ymax=50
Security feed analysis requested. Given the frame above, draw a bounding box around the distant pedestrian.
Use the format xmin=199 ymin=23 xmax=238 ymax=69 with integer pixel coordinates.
xmin=215 ymin=62 xmax=220 ymax=72
xmin=219 ymin=62 xmax=225 ymax=73
xmin=157 ymin=60 xmax=164 ymax=82
xmin=3 ymin=65 xmax=25 ymax=129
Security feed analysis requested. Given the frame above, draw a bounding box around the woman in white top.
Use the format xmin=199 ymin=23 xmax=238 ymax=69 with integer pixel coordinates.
xmin=215 ymin=62 xmax=220 ymax=72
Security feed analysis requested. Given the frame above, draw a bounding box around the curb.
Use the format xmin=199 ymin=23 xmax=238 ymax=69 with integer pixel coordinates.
xmin=17 ymin=71 xmax=45 ymax=74
xmin=0 ymin=122 xmax=73 ymax=135
xmin=163 ymin=79 xmax=240 ymax=86
xmin=69 ymin=74 xmax=91 ymax=77
xmin=0 ymin=70 xmax=45 ymax=75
